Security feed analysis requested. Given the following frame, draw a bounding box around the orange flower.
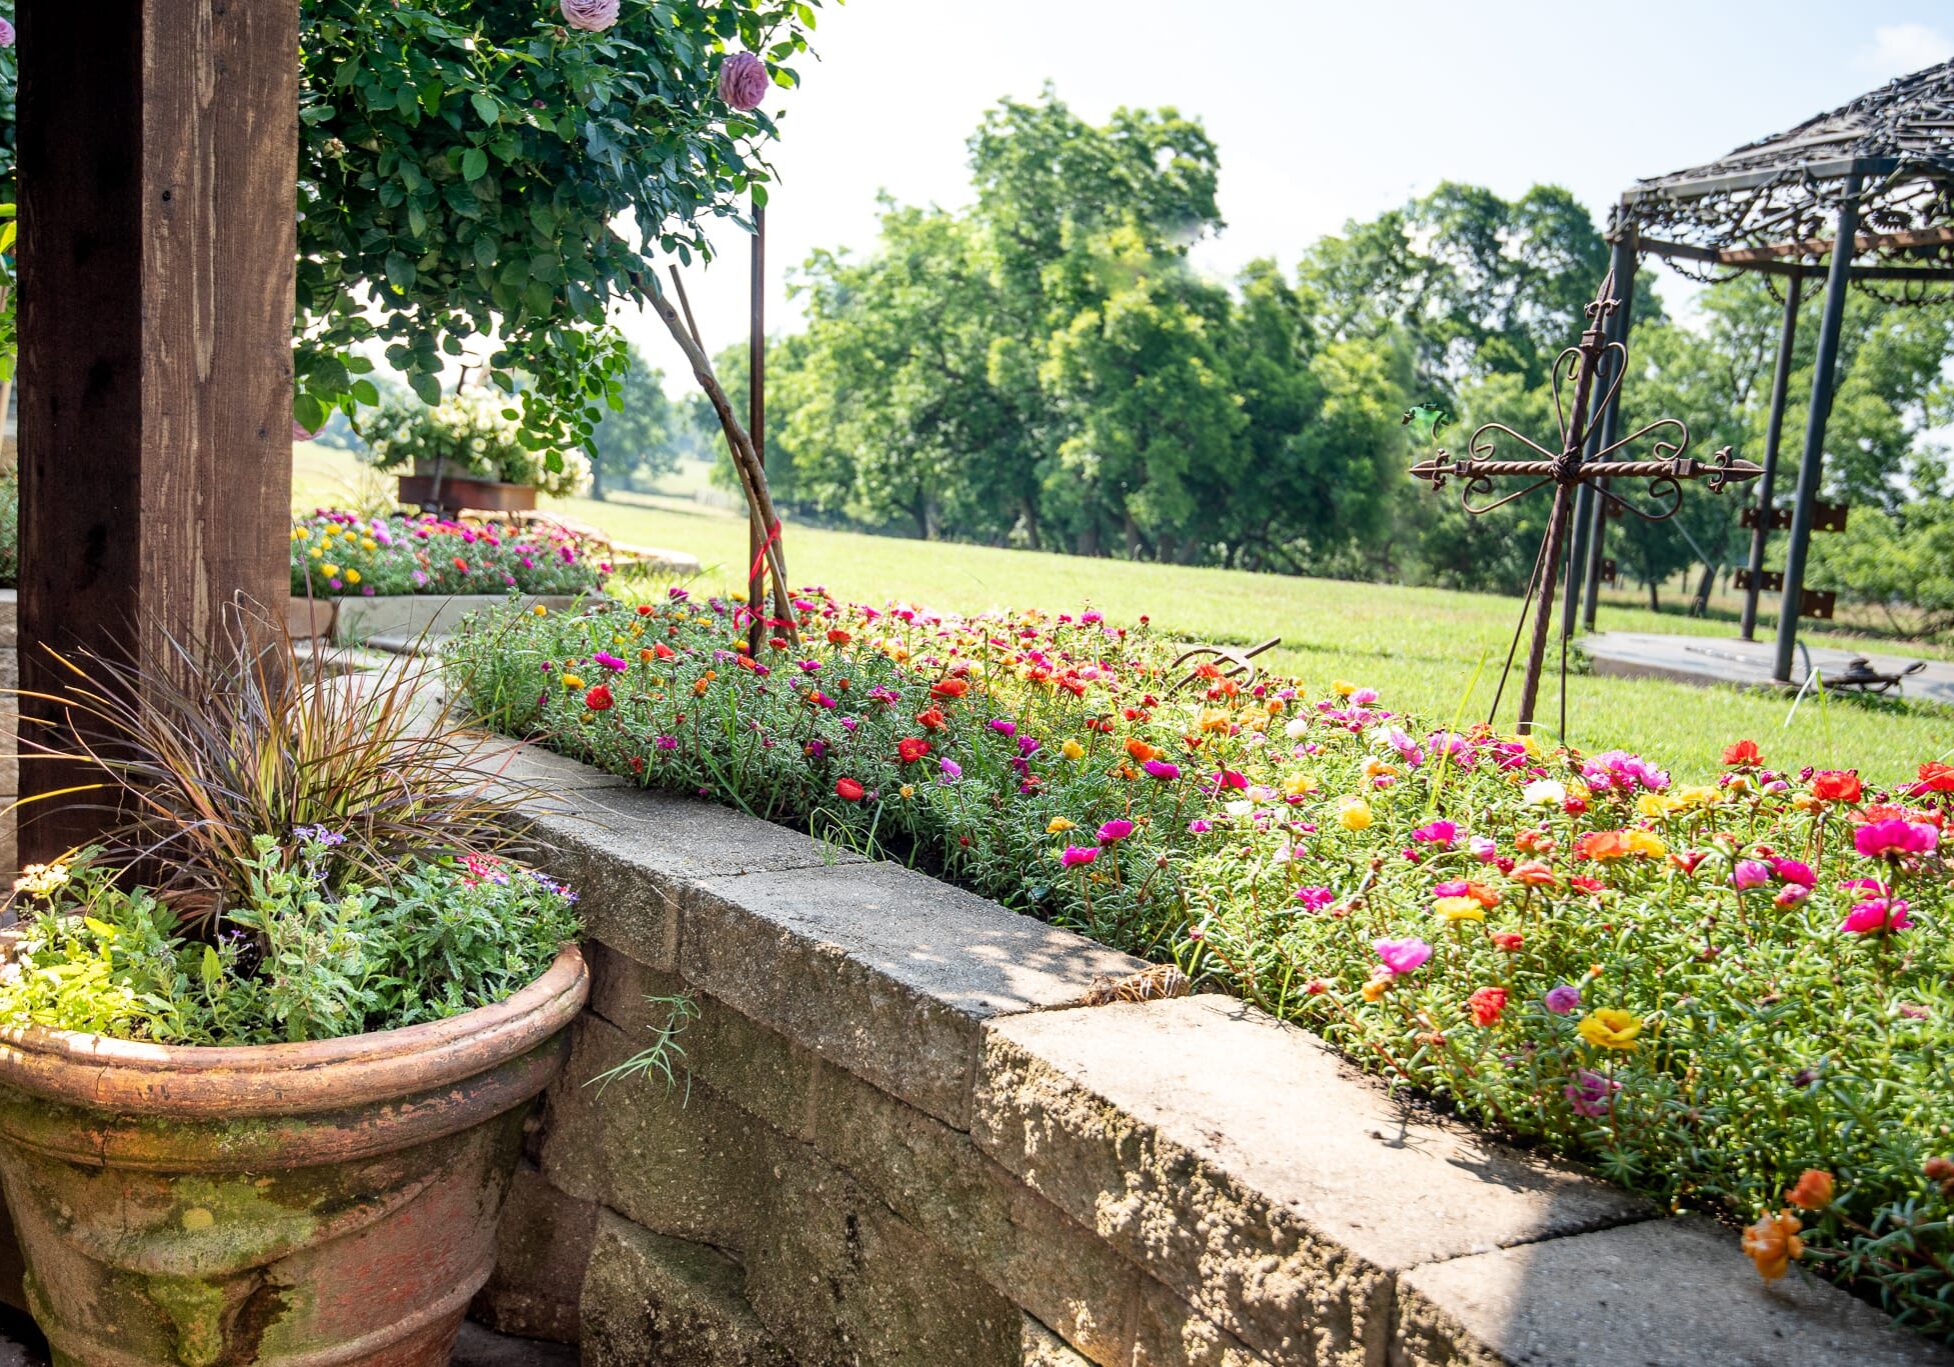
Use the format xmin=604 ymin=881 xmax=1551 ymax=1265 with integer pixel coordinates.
xmin=1785 ymin=1169 xmax=1835 ymax=1210
xmin=1722 ymin=738 xmax=1762 ymax=766
xmin=1810 ymin=770 xmax=1862 ymax=803
xmin=1574 ymin=830 xmax=1632 ymax=862
xmin=1740 ymin=1211 xmax=1803 ymax=1280
xmin=1511 ymin=860 xmax=1556 ymax=886
xmin=930 ymin=678 xmax=969 ymax=700
xmin=1124 ymin=737 xmax=1161 ymax=763
xmin=1515 ymin=828 xmax=1557 ymax=856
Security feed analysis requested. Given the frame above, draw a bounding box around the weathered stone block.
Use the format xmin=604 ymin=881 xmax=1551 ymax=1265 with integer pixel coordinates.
xmin=535 ymin=1014 xmax=782 ymax=1253
xmin=811 ymin=1056 xmax=1139 ymax=1364
xmin=580 ymin=1211 xmax=791 ymax=1367
xmin=679 ymin=860 xmax=1147 ymax=1128
xmin=470 ymin=1161 xmax=598 ymax=1343
xmin=531 ymin=786 xmax=863 ymax=972
xmin=1392 ymin=1215 xmax=1954 ymax=1367
xmin=745 ymin=1151 xmax=1023 ymax=1367
xmin=1023 ymin=1314 xmax=1095 ymax=1367
xmin=977 ymin=996 xmax=1650 ymax=1365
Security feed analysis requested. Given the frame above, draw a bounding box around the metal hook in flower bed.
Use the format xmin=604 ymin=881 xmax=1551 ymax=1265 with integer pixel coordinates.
xmin=1409 ymin=270 xmax=1764 ymax=740
xmin=1168 ymin=637 xmax=1282 ymax=696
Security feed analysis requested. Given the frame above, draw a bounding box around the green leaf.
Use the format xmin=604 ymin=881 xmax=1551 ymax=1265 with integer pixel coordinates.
xmin=462 ymin=147 xmax=490 ymax=182
xmin=294 ymin=392 xmax=329 ymax=434
xmin=471 ymin=92 xmax=500 ymax=127
xmin=201 ymin=945 xmax=223 ymax=990
xmin=350 ymin=379 xmax=381 ymax=406
xmin=384 ymin=251 xmax=416 ymax=291
xmin=409 ymin=371 xmax=443 ymax=405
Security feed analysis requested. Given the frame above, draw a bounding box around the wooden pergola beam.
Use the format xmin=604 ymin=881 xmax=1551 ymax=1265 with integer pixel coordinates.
xmin=17 ymin=2 xmax=299 ymax=860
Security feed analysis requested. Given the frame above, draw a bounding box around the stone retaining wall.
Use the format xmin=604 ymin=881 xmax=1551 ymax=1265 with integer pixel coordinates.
xmin=477 ymin=746 xmax=1953 ymax=1367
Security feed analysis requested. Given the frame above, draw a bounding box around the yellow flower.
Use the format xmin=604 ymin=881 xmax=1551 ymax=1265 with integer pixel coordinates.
xmin=1434 ymin=896 xmax=1486 ymax=923
xmin=320 ymin=564 xmax=340 ymax=579
xmin=360 ymin=537 xmax=378 ymax=551
xmin=344 ymin=569 xmax=361 ymax=585
xmin=1625 ymin=829 xmax=1667 ymax=859
xmin=899 ymin=784 xmax=915 ymax=800
xmin=1361 ymin=758 xmax=1398 ymax=781
xmin=1675 ymin=784 xmax=1720 ymax=809
xmin=532 ymin=604 xmax=548 ymax=617
xmin=308 ymin=546 xmax=323 ymax=559
xmin=1635 ymin=793 xmax=1671 ymax=820
xmin=1337 ymin=797 xmax=1372 ymax=831
xmin=1332 ymin=679 xmax=1356 ymax=697
xmin=1198 ymin=709 xmax=1231 ymax=733
xmin=1576 ymin=1008 xmax=1643 ymax=1051
xmin=1061 ymin=739 xmax=1086 ymax=761
xmin=560 ymin=674 xmax=586 ymax=691
xmin=1046 ymin=817 xmax=1076 ymax=834
xmin=1361 ymin=976 xmax=1390 ymax=1003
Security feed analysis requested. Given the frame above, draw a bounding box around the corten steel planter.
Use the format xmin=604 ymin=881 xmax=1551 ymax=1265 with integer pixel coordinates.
xmin=396 ymin=474 xmax=537 ymax=517
xmin=0 ymin=943 xmax=588 ymax=1367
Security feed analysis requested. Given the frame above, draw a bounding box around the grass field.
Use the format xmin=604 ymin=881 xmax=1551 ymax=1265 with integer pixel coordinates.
xmin=294 ymin=446 xmax=1954 ymax=782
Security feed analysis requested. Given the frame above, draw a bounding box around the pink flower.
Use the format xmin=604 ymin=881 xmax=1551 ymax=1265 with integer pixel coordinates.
xmin=1097 ymin=819 xmax=1134 ymax=844
xmin=1564 ymin=1070 xmax=1621 ymax=1118
xmin=1142 ymin=759 xmax=1181 ymax=781
xmin=1854 ymin=819 xmax=1938 ymax=861
xmin=1060 ymin=846 xmax=1099 ymax=869
xmin=0 ymin=18 xmax=14 ymax=47
xmin=1412 ymin=820 xmax=1458 ymax=848
xmin=1468 ymin=835 xmax=1499 ymax=862
xmin=1294 ymin=886 xmax=1335 ymax=911
xmin=1373 ymin=937 xmax=1432 ymax=977
xmin=1772 ymin=884 xmax=1809 ymax=909
xmin=1544 ymin=984 xmax=1582 ymax=1015
xmin=718 ymin=51 xmax=770 ymax=110
xmin=560 ymin=0 xmax=621 ymax=31
xmin=1840 ymin=898 xmax=1912 ymax=935
xmin=1731 ymin=859 xmax=1773 ymax=891
xmin=1771 ymin=858 xmax=1816 ymax=888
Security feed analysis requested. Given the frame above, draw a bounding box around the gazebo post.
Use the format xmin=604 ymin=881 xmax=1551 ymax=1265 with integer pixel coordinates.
xmin=1580 ymin=236 xmax=1638 ymax=632
xmin=1771 ymin=170 xmax=1862 ymax=685
xmin=1739 ymin=262 xmax=1803 ymax=640
xmin=16 ymin=1 xmax=299 ymax=860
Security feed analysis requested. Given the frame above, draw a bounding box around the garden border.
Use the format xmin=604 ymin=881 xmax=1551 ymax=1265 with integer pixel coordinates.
xmin=472 ymin=742 xmax=1954 ymax=1367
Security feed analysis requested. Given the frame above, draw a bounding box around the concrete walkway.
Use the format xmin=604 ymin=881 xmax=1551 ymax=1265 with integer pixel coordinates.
xmin=0 ymin=1312 xmax=576 ymax=1365
xmin=1578 ymin=631 xmax=1954 ymax=707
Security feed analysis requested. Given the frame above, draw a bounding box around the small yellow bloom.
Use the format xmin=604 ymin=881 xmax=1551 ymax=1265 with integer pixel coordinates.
xmin=1283 ymin=772 xmax=1319 ymax=798
xmin=1361 ymin=977 xmax=1390 ymax=1003
xmin=560 ymin=674 xmax=586 ymax=691
xmin=1198 ymin=708 xmax=1231 ymax=733
xmin=1361 ymin=758 xmax=1398 ymax=781
xmin=12 ymin=863 xmax=70 ymax=898
xmin=1332 ymin=680 xmax=1356 ymax=697
xmin=360 ymin=537 xmax=378 ymax=552
xmin=1061 ymin=739 xmax=1086 ymax=761
xmin=1625 ymin=829 xmax=1667 ymax=859
xmin=1046 ymin=817 xmax=1076 ymax=834
xmin=308 ymin=547 xmax=323 ymax=559
xmin=1434 ymin=896 xmax=1486 ymax=923
xmin=343 ymin=569 xmax=361 ymax=585
xmin=320 ymin=564 xmax=339 ymax=579
xmin=1337 ymin=797 xmax=1372 ymax=831
xmin=533 ymin=604 xmax=548 ymax=616
xmin=899 ymin=784 xmax=915 ymax=800
xmin=1576 ymin=1008 xmax=1643 ymax=1051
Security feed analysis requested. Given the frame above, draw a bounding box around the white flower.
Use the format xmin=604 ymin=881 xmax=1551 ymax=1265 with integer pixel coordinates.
xmin=1283 ymin=717 xmax=1310 ymax=740
xmin=1522 ymin=779 xmax=1567 ymax=807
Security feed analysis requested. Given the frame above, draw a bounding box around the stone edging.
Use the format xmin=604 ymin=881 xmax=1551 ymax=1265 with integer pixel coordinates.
xmin=476 ymin=743 xmax=1950 ymax=1366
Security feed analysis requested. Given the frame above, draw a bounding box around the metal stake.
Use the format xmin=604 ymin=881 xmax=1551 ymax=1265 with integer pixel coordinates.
xmin=1739 ymin=262 xmax=1802 ymax=640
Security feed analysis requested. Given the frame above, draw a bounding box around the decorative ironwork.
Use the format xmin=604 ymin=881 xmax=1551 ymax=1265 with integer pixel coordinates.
xmin=1408 ymin=272 xmax=1764 ymax=737
xmin=1613 ymin=59 xmax=1954 ymax=305
xmin=1166 ymin=637 xmax=1280 ymax=696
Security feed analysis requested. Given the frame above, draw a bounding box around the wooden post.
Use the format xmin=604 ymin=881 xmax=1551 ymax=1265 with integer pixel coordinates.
xmin=16 ymin=0 xmax=299 ymax=861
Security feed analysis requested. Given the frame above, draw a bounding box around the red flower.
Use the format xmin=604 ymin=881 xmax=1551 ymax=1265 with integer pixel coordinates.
xmin=1467 ymin=986 xmax=1509 ymax=1027
xmin=834 ymin=778 xmax=866 ymax=802
xmin=914 ymin=706 xmax=947 ymax=732
xmin=653 ymin=642 xmax=676 ymax=660
xmin=1489 ymin=931 xmax=1525 ymax=953
xmin=1567 ymin=874 xmax=1606 ymax=895
xmin=827 ymin=629 xmax=852 ymax=646
xmin=583 ymin=685 xmax=614 ymax=711
xmin=896 ymin=737 xmax=931 ymax=764
xmin=1722 ymin=739 xmax=1762 ymax=767
xmin=1811 ymin=770 xmax=1862 ymax=803
xmin=629 ymin=755 xmax=645 ymax=773
xmin=1913 ymin=761 xmax=1954 ymax=794
xmin=930 ymin=678 xmax=969 ymax=700
xmin=636 ymin=604 xmax=654 ymax=616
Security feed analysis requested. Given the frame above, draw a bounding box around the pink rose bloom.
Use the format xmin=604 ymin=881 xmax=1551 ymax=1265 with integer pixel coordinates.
xmin=0 ymin=19 xmax=15 ymax=48
xmin=1730 ymin=859 xmax=1773 ymax=891
xmin=1374 ymin=937 xmax=1432 ymax=977
xmin=1854 ymin=818 xmax=1938 ymax=861
xmin=560 ymin=0 xmax=620 ymax=29
xmin=719 ymin=51 xmax=770 ymax=111
xmin=1840 ymin=898 xmax=1911 ymax=935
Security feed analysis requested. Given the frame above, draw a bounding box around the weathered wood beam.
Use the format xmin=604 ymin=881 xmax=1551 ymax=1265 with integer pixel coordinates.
xmin=17 ymin=0 xmax=299 ymax=860
xmin=1637 ymin=235 xmax=1954 ymax=282
xmin=1721 ymin=224 xmax=1954 ymax=265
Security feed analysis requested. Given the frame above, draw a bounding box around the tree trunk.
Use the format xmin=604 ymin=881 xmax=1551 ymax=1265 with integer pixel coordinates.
xmin=1691 ymin=562 xmax=1715 ymax=617
xmin=1647 ymin=580 xmax=1660 ymax=612
xmin=1021 ymin=498 xmax=1041 ymax=551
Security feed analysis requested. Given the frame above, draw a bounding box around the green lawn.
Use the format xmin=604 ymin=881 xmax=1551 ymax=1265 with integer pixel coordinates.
xmin=296 ymin=446 xmax=1954 ymax=782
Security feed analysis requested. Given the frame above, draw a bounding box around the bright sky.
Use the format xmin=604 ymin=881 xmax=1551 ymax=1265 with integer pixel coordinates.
xmin=622 ymin=1 xmax=1954 ymax=393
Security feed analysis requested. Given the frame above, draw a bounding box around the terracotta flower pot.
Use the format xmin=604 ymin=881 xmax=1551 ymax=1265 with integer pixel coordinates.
xmin=396 ymin=474 xmax=537 ymax=516
xmin=0 ymin=943 xmax=588 ymax=1367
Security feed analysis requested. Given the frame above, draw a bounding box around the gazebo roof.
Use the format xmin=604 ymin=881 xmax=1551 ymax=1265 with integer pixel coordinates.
xmin=1612 ymin=59 xmax=1954 ymax=273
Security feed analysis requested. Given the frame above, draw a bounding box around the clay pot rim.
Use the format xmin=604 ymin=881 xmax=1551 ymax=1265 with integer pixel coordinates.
xmin=0 ymin=942 xmax=587 ymax=1119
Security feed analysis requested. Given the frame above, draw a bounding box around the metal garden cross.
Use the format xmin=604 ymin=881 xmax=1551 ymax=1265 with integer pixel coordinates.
xmin=1408 ymin=271 xmax=1764 ymax=737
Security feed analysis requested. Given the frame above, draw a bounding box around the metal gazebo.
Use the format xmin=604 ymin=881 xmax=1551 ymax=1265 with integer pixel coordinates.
xmin=1563 ymin=59 xmax=1954 ymax=684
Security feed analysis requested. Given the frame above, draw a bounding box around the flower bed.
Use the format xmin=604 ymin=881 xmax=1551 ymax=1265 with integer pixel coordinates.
xmin=445 ymin=590 xmax=1954 ymax=1345
xmin=291 ymin=511 xmax=609 ymax=598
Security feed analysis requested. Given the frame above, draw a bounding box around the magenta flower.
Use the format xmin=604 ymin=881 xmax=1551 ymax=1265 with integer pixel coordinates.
xmin=1731 ymin=859 xmax=1773 ymax=891
xmin=1772 ymin=884 xmax=1810 ymax=909
xmin=1060 ymin=846 xmax=1100 ymax=869
xmin=1412 ymin=819 xmax=1458 ymax=848
xmin=937 ymin=758 xmax=962 ymax=784
xmin=989 ymin=719 xmax=1018 ymax=738
xmin=1142 ymin=759 xmax=1181 ymax=781
xmin=1187 ymin=819 xmax=1213 ymax=834
xmin=1468 ymin=835 xmax=1499 ymax=862
xmin=560 ymin=0 xmax=621 ymax=31
xmin=1295 ymin=886 xmax=1335 ymax=911
xmin=1543 ymin=984 xmax=1582 ymax=1015
xmin=719 ymin=51 xmax=770 ymax=110
xmin=1854 ymin=818 xmax=1938 ymax=861
xmin=592 ymin=651 xmax=629 ymax=672
xmin=1564 ymin=1070 xmax=1621 ymax=1118
xmin=1373 ymin=937 xmax=1432 ymax=977
xmin=1097 ymin=819 xmax=1134 ymax=844
xmin=1771 ymin=858 xmax=1816 ymax=887
xmin=1840 ymin=898 xmax=1912 ymax=935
